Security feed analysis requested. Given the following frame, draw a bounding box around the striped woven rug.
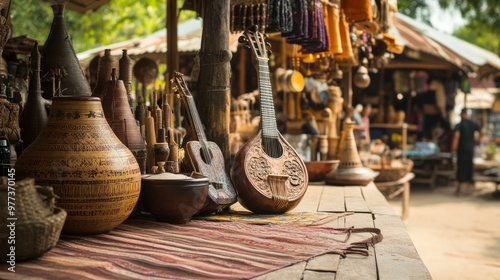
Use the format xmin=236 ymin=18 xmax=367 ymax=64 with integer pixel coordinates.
xmin=0 ymin=219 xmax=382 ymax=280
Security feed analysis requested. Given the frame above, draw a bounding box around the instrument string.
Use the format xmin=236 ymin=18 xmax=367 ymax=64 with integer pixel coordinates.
xmin=175 ymin=73 xmax=217 ymax=179
xmin=258 ymin=58 xmax=282 ymax=158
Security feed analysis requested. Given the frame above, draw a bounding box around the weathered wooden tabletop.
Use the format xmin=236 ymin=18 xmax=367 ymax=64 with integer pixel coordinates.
xmin=253 ymin=182 xmax=432 ymax=280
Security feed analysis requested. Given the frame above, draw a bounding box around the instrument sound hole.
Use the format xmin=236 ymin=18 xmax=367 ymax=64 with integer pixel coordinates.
xmin=199 ymin=147 xmax=213 ymax=164
xmin=262 ymin=137 xmax=283 ymax=158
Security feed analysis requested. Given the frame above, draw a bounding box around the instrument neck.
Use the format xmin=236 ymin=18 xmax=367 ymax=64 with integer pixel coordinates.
xmin=258 ymin=59 xmax=278 ymax=139
xmin=186 ymin=95 xmax=209 ymax=146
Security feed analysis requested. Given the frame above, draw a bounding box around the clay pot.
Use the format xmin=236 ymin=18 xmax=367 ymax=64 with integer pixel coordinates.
xmin=101 ymin=69 xmax=146 ymax=174
xmin=40 ymin=4 xmax=91 ymax=99
xmin=15 ymin=96 xmax=141 ymax=235
xmin=140 ymin=173 xmax=209 ymax=224
xmin=305 ymin=160 xmax=340 ymax=182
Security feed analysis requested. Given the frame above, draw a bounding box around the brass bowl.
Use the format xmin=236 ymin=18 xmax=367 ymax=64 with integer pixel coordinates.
xmin=140 ymin=173 xmax=209 ymax=224
xmin=305 ymin=160 xmax=340 ymax=182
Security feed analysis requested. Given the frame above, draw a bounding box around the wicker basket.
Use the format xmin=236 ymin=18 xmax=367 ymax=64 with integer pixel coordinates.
xmin=1 ymin=178 xmax=67 ymax=262
xmin=369 ymin=159 xmax=414 ymax=182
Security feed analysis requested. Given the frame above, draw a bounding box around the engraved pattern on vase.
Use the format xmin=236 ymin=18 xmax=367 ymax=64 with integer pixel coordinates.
xmin=245 ymin=140 xmax=306 ymax=199
xmin=15 ymin=97 xmax=141 ymax=235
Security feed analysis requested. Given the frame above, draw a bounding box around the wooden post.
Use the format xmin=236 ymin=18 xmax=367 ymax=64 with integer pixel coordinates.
xmin=195 ymin=0 xmax=232 ymax=168
xmin=166 ymin=0 xmax=179 ymax=127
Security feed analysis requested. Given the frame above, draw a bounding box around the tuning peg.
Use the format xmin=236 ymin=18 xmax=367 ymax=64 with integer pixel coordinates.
xmin=267 ymin=50 xmax=272 ymax=56
xmin=244 ymin=45 xmax=251 ymax=50
xmin=238 ymin=36 xmax=247 ymax=43
xmin=249 ymin=25 xmax=259 ymax=32
xmin=266 ymin=42 xmax=272 ymax=48
xmin=264 ymin=33 xmax=269 ymax=39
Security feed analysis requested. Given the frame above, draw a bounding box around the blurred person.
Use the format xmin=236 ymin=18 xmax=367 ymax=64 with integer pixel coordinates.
xmin=451 ymin=108 xmax=483 ymax=196
xmin=353 ymin=103 xmax=372 ymax=143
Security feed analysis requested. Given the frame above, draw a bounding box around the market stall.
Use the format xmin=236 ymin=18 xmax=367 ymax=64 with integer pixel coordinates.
xmin=3 ymin=0 xmax=499 ymax=278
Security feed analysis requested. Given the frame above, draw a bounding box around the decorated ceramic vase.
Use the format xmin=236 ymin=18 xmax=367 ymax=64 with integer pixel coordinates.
xmin=15 ymin=96 xmax=141 ymax=235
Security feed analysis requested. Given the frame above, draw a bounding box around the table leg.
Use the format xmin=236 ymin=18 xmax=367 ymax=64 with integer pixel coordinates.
xmin=402 ymin=181 xmax=410 ymax=219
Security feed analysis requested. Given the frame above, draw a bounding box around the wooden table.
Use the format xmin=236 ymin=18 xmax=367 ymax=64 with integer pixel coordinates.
xmin=254 ymin=182 xmax=431 ymax=279
xmin=409 ymin=153 xmax=454 ymax=188
xmin=3 ymin=182 xmax=431 ymax=279
xmin=373 ymin=173 xmax=415 ymax=219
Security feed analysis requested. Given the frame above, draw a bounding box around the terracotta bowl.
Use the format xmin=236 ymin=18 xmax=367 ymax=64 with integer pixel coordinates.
xmin=140 ymin=173 xmax=209 ymax=224
xmin=305 ymin=160 xmax=340 ymax=182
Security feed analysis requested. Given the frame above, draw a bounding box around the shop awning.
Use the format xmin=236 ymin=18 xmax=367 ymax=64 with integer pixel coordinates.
xmin=390 ymin=13 xmax=500 ymax=77
xmin=42 ymin=0 xmax=110 ymax=13
xmin=76 ymin=17 xmax=241 ymax=67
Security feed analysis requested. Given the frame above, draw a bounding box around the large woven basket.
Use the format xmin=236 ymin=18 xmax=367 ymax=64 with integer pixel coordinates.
xmin=369 ymin=159 xmax=414 ymax=182
xmin=0 ymin=178 xmax=67 ymax=262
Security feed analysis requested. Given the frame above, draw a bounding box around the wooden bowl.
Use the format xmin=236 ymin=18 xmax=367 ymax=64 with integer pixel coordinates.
xmin=140 ymin=173 xmax=209 ymax=224
xmin=305 ymin=160 xmax=340 ymax=182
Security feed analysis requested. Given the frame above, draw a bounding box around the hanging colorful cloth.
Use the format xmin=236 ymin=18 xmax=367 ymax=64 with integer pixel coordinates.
xmin=267 ymin=0 xmax=294 ymax=33
xmin=282 ymin=0 xmax=309 ymax=41
xmin=334 ymin=8 xmax=354 ymax=64
xmin=324 ymin=1 xmax=343 ymax=55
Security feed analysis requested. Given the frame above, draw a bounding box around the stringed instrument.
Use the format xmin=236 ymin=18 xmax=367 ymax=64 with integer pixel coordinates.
xmin=172 ymin=72 xmax=237 ymax=214
xmin=230 ymin=26 xmax=308 ymax=214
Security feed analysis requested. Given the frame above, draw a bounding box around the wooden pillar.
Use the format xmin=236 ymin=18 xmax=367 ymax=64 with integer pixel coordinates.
xmin=166 ymin=0 xmax=179 ymax=81
xmin=166 ymin=0 xmax=179 ymax=125
xmin=195 ymin=0 xmax=232 ymax=168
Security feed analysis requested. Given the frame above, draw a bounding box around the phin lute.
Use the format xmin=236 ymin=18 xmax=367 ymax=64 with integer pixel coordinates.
xmin=172 ymin=72 xmax=237 ymax=214
xmin=230 ymin=26 xmax=308 ymax=214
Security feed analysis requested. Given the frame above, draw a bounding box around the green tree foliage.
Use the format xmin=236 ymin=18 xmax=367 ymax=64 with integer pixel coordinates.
xmin=396 ymin=0 xmax=431 ymax=25
xmin=437 ymin=0 xmax=499 ymax=32
xmin=438 ymin=0 xmax=499 ymax=53
xmin=398 ymin=0 xmax=499 ymax=52
xmin=9 ymin=0 xmax=195 ymax=53
xmin=453 ymin=22 xmax=499 ymax=53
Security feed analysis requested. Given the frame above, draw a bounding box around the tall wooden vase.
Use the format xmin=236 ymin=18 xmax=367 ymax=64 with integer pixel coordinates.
xmin=15 ymin=96 xmax=141 ymax=235
xmin=40 ymin=4 xmax=92 ymax=99
xmin=102 ymin=69 xmax=147 ymax=174
xmin=92 ymin=49 xmax=116 ymax=100
xmin=19 ymin=42 xmax=49 ymax=149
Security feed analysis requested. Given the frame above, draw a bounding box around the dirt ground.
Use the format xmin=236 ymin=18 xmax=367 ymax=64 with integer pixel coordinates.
xmin=387 ymin=181 xmax=500 ymax=280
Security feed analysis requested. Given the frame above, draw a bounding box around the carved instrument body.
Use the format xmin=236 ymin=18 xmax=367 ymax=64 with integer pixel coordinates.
xmin=231 ymin=131 xmax=308 ymax=214
xmin=172 ymin=72 xmax=237 ymax=214
xmin=231 ymin=26 xmax=308 ymax=214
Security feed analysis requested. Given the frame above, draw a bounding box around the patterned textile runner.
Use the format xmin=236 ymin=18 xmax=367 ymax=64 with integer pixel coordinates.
xmin=0 ymin=219 xmax=382 ymax=280
xmin=194 ymin=210 xmax=354 ymax=226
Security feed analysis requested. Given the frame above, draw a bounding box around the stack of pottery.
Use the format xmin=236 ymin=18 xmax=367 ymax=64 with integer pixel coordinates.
xmin=15 ymin=96 xmax=141 ymax=235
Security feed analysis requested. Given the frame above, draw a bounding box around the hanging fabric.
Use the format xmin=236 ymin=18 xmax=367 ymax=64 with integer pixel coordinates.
xmin=267 ymin=0 xmax=294 ymax=33
xmin=334 ymin=9 xmax=354 ymax=64
xmin=324 ymin=0 xmax=343 ymax=55
xmin=230 ymin=0 xmax=268 ymax=33
xmin=283 ymin=0 xmax=329 ymax=54
xmin=282 ymin=0 xmax=309 ymax=41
